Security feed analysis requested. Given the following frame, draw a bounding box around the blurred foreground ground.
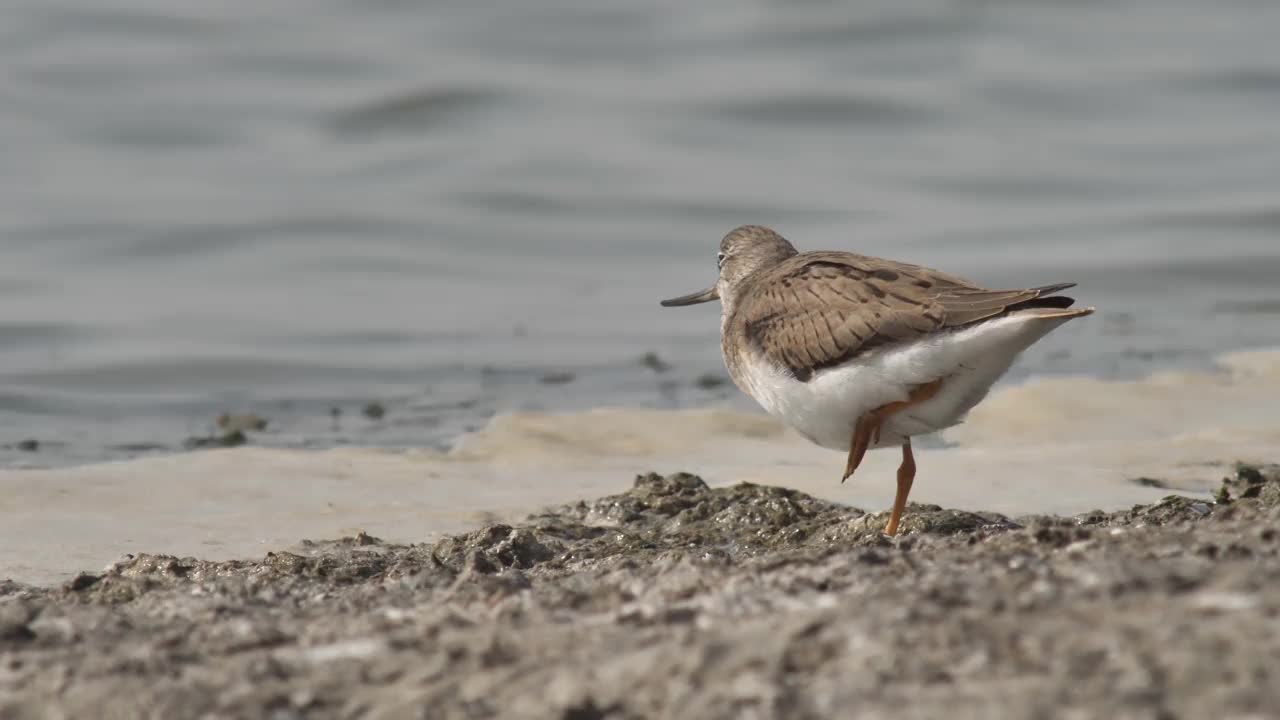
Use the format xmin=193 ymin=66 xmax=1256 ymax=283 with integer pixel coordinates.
xmin=2 ymin=464 xmax=1277 ymax=719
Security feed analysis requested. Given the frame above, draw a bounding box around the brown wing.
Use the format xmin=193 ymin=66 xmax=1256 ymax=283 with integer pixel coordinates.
xmin=733 ymin=251 xmax=1075 ymax=381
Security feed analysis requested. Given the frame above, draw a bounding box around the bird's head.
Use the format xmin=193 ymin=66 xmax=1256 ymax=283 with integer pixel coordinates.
xmin=659 ymin=225 xmax=798 ymax=309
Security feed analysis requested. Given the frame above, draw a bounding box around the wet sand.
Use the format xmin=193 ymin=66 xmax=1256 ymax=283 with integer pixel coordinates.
xmin=8 ymin=348 xmax=1280 ymax=586
xmin=2 ymin=464 xmax=1278 ymax=719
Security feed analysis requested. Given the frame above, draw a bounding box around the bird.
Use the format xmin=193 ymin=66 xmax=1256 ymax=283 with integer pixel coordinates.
xmin=660 ymin=225 xmax=1094 ymax=536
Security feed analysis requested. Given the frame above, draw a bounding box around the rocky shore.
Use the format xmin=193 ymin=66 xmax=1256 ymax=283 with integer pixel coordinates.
xmin=2 ymin=465 xmax=1278 ymax=719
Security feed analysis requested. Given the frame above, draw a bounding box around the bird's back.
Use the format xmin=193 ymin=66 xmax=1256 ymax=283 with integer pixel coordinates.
xmin=722 ymin=249 xmax=1079 ymax=386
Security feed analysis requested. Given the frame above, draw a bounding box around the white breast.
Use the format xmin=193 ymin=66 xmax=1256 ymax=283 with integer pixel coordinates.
xmin=733 ymin=310 xmax=1080 ymax=452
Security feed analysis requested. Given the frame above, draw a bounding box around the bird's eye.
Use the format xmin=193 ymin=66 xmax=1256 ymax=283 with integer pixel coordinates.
xmin=717 ymin=252 xmax=726 ymax=269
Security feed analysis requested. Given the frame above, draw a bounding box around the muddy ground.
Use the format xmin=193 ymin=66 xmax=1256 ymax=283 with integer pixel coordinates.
xmin=2 ymin=465 xmax=1279 ymax=720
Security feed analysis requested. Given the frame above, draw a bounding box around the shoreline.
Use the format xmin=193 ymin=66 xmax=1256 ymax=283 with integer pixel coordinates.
xmin=5 ymin=345 xmax=1279 ymax=586
xmin=2 ymin=463 xmax=1277 ymax=718
xmin=6 ymin=344 xmax=1280 ymax=472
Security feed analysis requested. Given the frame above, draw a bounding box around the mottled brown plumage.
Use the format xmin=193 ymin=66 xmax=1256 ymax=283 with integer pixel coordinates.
xmin=660 ymin=224 xmax=1082 ymax=387
xmin=728 ymin=244 xmax=1077 ymax=382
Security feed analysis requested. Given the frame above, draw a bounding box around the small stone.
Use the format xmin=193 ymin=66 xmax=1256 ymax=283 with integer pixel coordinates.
xmin=639 ymin=352 xmax=671 ymax=373
xmin=221 ymin=430 xmax=248 ymax=447
xmin=184 ymin=430 xmax=248 ymax=450
xmin=64 ymin=573 xmax=100 ymax=592
xmin=216 ymin=413 xmax=268 ymax=433
xmin=1236 ymin=464 xmax=1266 ymax=485
xmin=694 ymin=373 xmax=728 ymax=389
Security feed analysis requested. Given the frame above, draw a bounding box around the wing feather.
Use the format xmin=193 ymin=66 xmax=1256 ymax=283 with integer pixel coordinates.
xmin=732 ymin=252 xmax=1075 ymax=381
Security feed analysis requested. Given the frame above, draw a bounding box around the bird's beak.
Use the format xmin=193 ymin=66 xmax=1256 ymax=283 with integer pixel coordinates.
xmin=660 ymin=286 xmax=719 ymax=307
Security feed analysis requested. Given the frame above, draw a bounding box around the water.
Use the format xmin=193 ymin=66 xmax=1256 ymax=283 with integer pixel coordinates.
xmin=3 ymin=0 xmax=1280 ymax=468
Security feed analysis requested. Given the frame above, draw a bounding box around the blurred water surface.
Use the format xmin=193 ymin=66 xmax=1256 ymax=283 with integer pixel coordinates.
xmin=3 ymin=0 xmax=1280 ymax=466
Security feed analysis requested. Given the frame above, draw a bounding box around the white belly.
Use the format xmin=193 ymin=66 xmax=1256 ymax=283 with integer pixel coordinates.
xmin=733 ymin=311 xmax=1078 ymax=451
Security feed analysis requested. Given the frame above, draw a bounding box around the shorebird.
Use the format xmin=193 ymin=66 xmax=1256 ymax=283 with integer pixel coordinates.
xmin=661 ymin=225 xmax=1093 ymax=535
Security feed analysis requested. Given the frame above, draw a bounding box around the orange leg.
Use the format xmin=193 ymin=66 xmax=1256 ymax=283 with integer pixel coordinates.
xmin=885 ymin=440 xmax=915 ymax=536
xmin=840 ymin=379 xmax=943 ymax=483
xmin=841 ymin=413 xmax=877 ymax=482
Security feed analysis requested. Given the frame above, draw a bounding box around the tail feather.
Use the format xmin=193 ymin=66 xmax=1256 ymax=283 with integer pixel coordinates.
xmin=1005 ymin=282 xmax=1081 ymax=314
xmin=1007 ymin=294 xmax=1077 ymax=312
xmin=1018 ymin=306 xmax=1095 ymax=320
xmin=1030 ymin=282 xmax=1077 ymax=296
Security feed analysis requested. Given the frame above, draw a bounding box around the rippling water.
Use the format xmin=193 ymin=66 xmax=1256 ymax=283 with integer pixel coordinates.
xmin=3 ymin=0 xmax=1280 ymax=467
